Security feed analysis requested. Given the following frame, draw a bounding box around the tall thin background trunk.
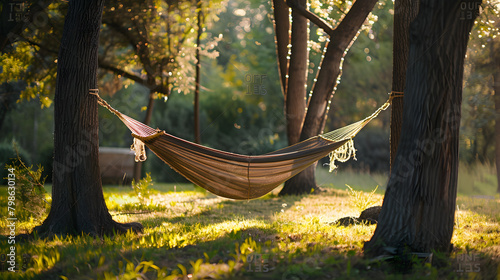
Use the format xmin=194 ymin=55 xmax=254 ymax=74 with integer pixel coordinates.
xmin=493 ymin=48 xmax=500 ymax=193
xmin=194 ymin=0 xmax=202 ymax=144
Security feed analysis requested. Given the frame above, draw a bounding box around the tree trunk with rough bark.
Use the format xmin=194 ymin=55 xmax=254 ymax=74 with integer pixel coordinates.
xmin=364 ymin=0 xmax=480 ymax=257
xmin=280 ymin=0 xmax=309 ymax=196
xmin=285 ymin=0 xmax=308 ymax=147
xmin=36 ymin=0 xmax=142 ymax=237
xmin=390 ymin=0 xmax=419 ymax=168
xmin=272 ymin=0 xmax=290 ymax=95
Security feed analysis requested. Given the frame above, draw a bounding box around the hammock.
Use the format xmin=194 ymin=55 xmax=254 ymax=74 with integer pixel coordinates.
xmin=90 ymin=90 xmax=392 ymax=200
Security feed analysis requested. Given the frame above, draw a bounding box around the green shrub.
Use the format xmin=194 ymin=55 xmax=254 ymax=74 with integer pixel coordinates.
xmin=5 ymin=159 xmax=49 ymax=222
xmin=132 ymin=173 xmax=154 ymax=203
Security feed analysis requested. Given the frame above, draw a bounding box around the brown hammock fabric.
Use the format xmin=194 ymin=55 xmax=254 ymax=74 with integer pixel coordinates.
xmin=91 ymin=90 xmax=392 ymax=200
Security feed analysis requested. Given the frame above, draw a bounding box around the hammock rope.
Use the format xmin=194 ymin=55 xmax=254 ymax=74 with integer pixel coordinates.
xmin=90 ymin=90 xmax=395 ymax=200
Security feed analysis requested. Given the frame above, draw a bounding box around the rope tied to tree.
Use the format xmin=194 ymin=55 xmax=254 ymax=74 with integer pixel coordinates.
xmin=389 ymin=91 xmax=404 ymax=99
xmin=89 ymin=89 xmax=148 ymax=162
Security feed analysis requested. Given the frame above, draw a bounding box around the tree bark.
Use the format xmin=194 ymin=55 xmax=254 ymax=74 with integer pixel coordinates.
xmin=36 ymin=0 xmax=142 ymax=237
xmin=194 ymin=0 xmax=202 ymax=144
xmin=272 ymin=0 xmax=290 ymax=95
xmin=280 ymin=0 xmax=309 ymax=196
xmin=493 ymin=52 xmax=500 ymax=193
xmin=364 ymin=0 xmax=480 ymax=256
xmin=390 ymin=0 xmax=419 ymax=168
xmin=284 ymin=0 xmax=308 ymax=147
xmin=280 ymin=0 xmax=378 ymax=196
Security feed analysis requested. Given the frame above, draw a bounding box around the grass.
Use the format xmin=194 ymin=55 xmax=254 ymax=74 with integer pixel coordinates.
xmin=316 ymin=166 xmax=388 ymax=193
xmin=0 ymin=164 xmax=499 ymax=279
xmin=318 ymin=161 xmax=500 ymax=197
xmin=457 ymin=162 xmax=498 ymax=197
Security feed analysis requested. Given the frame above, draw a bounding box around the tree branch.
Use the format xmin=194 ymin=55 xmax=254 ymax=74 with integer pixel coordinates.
xmin=299 ymin=0 xmax=378 ymax=140
xmin=22 ymin=37 xmax=59 ymax=55
xmin=285 ymin=0 xmax=334 ymax=35
xmin=22 ymin=36 xmax=150 ymax=91
xmin=98 ymin=61 xmax=147 ymax=86
xmin=329 ymin=0 xmax=377 ymax=51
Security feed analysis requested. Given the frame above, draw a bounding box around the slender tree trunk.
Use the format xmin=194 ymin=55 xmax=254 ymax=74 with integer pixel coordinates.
xmin=37 ymin=0 xmax=142 ymax=237
xmin=280 ymin=0 xmax=309 ymax=196
xmin=194 ymin=0 xmax=202 ymax=144
xmin=285 ymin=0 xmax=308 ymax=147
xmin=364 ymin=0 xmax=480 ymax=256
xmin=280 ymin=0 xmax=378 ymax=196
xmin=390 ymin=0 xmax=419 ymax=168
xmin=272 ymin=0 xmax=290 ymax=95
xmin=493 ymin=55 xmax=500 ymax=193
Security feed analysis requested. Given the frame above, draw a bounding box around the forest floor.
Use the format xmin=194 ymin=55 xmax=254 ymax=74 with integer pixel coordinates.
xmin=0 ymin=164 xmax=499 ymax=279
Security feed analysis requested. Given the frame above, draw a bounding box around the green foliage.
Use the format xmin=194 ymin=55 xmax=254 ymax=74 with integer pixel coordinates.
xmin=0 ymin=97 xmax=55 ymax=183
xmin=131 ymin=172 xmax=154 ymax=203
xmin=346 ymin=184 xmax=379 ymax=212
xmin=0 ymin=0 xmax=226 ymax=108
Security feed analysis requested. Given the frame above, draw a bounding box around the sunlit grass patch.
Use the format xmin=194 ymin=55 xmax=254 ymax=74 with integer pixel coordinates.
xmin=453 ymin=196 xmax=500 ymax=250
xmin=316 ymin=166 xmax=388 ymax=193
xmin=1 ymin=173 xmax=499 ymax=279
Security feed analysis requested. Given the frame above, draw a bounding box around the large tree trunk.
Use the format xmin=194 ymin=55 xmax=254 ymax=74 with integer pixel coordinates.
xmin=280 ymin=0 xmax=309 ymax=196
xmin=279 ymin=0 xmax=378 ymax=196
xmin=364 ymin=0 xmax=479 ymax=256
xmin=494 ymin=53 xmax=500 ymax=193
xmin=390 ymin=0 xmax=419 ymax=168
xmin=36 ymin=0 xmax=142 ymax=237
